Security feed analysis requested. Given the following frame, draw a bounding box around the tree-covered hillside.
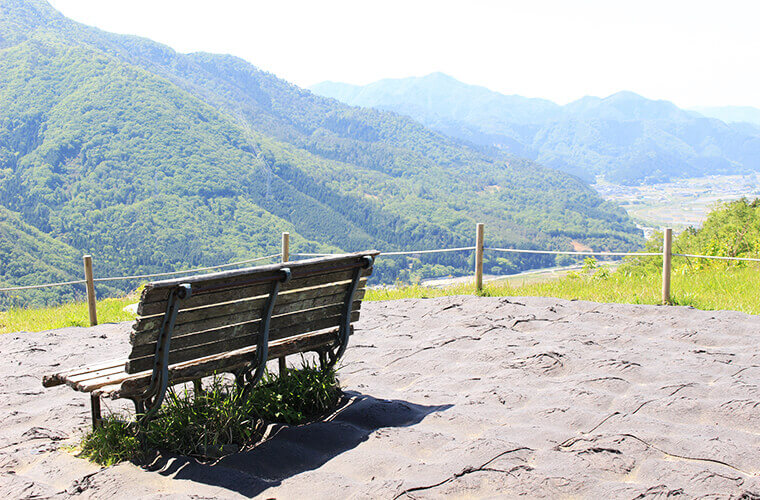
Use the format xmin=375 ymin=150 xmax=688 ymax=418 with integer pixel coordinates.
xmin=0 ymin=205 xmax=119 ymax=307
xmin=313 ymin=75 xmax=760 ymax=185
xmin=0 ymin=0 xmax=642 ymax=305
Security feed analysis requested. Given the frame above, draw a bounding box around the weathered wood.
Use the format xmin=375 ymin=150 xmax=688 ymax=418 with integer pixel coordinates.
xmin=278 ymin=232 xmax=290 ymax=372
xmin=138 ymin=251 xmax=377 ymax=307
xmin=125 ymin=307 xmax=360 ymax=373
xmin=137 ymin=268 xmax=370 ymax=316
xmin=83 ymin=255 xmax=98 ymax=326
xmin=100 ymin=327 xmax=345 ymax=399
xmin=132 ymin=282 xmax=366 ymax=340
xmin=42 ymin=358 xmax=126 ymax=387
xmin=662 ymin=227 xmax=672 ymax=305
xmin=130 ymin=299 xmax=362 ymax=357
xmin=67 ymin=365 xmax=126 ymax=384
xmin=281 ymin=232 xmax=289 ymax=262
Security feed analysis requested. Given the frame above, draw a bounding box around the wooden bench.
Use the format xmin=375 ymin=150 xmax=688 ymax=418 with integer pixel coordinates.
xmin=43 ymin=251 xmax=377 ymax=428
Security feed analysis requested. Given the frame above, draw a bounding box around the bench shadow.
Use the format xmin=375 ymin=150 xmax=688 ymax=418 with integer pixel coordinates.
xmin=144 ymin=391 xmax=452 ymax=497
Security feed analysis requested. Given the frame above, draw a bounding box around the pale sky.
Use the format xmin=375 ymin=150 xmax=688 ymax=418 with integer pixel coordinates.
xmin=48 ymin=0 xmax=760 ymax=108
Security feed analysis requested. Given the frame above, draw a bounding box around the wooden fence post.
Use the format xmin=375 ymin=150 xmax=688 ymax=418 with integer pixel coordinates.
xmin=279 ymin=232 xmax=290 ymax=375
xmin=83 ymin=255 xmax=98 ymax=326
xmin=281 ymin=232 xmax=290 ymax=263
xmin=475 ymin=223 xmax=484 ymax=291
xmin=661 ymin=228 xmax=672 ymax=305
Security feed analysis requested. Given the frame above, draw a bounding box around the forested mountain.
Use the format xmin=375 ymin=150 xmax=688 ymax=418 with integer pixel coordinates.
xmin=313 ymin=75 xmax=760 ymax=185
xmin=0 ymin=206 xmax=119 ymax=307
xmin=0 ymin=0 xmax=641 ymax=305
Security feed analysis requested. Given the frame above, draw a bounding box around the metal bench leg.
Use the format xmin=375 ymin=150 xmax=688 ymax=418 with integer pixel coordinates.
xmin=133 ymin=398 xmax=145 ymax=416
xmin=242 ymin=268 xmax=290 ymax=397
xmin=193 ymin=379 xmax=204 ymax=396
xmin=138 ymin=283 xmax=191 ymax=424
xmin=328 ymin=256 xmax=374 ymax=367
xmin=90 ymin=394 xmax=102 ymax=430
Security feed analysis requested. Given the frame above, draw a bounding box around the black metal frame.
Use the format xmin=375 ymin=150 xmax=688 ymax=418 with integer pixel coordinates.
xmin=239 ymin=268 xmax=291 ymax=395
xmin=90 ymin=283 xmax=191 ymax=429
xmin=327 ymin=255 xmax=374 ymax=367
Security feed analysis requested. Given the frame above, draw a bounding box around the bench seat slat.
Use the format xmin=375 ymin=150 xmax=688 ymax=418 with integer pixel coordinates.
xmin=133 ymin=280 xmax=365 ymax=334
xmin=42 ymin=358 xmax=126 ymax=387
xmin=67 ymin=365 xmax=126 ymax=384
xmin=128 ymin=301 xmax=362 ymax=359
xmin=89 ymin=328 xmax=344 ymax=398
xmin=131 ymin=286 xmax=365 ymax=343
xmin=138 ymin=268 xmax=370 ymax=316
xmin=125 ymin=308 xmax=360 ymax=373
xmin=142 ymin=252 xmax=375 ymax=294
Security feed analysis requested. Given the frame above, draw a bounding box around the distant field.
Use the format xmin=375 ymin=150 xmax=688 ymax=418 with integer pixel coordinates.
xmin=594 ymin=174 xmax=760 ymax=235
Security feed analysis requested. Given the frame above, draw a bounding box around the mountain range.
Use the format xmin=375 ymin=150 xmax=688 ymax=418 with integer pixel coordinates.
xmin=691 ymin=106 xmax=760 ymax=127
xmin=312 ymin=73 xmax=760 ymax=185
xmin=0 ymin=0 xmax=641 ymax=305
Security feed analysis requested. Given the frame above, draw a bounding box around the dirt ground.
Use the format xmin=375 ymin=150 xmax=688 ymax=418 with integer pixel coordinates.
xmin=2 ymin=296 xmax=759 ymax=498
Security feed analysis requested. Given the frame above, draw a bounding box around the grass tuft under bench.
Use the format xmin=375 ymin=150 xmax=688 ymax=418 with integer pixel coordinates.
xmin=79 ymin=363 xmax=342 ymax=465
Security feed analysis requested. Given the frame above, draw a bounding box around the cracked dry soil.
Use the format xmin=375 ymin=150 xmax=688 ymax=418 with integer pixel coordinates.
xmin=2 ymin=296 xmax=760 ymax=498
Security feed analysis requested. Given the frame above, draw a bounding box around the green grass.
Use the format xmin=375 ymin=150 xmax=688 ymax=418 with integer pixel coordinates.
xmin=79 ymin=362 xmax=341 ymax=465
xmin=365 ymin=263 xmax=760 ymax=315
xmin=0 ymin=294 xmax=138 ymax=334
xmin=3 ymin=261 xmax=758 ymax=336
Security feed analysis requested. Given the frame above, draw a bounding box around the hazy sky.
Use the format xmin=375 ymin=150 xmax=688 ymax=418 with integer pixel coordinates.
xmin=48 ymin=0 xmax=760 ymax=108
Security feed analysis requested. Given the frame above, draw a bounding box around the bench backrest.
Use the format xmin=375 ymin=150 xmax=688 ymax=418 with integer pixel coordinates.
xmin=125 ymin=251 xmax=378 ymax=374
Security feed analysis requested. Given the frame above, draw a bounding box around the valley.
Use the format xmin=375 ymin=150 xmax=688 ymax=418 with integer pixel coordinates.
xmin=594 ymin=174 xmax=760 ymax=237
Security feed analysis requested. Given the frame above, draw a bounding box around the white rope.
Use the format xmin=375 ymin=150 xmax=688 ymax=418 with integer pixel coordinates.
xmin=379 ymin=246 xmax=476 ymax=256
xmin=674 ymin=253 xmax=760 ymax=262
xmin=0 ymin=254 xmax=282 ymax=291
xmin=93 ymin=253 xmax=282 ymax=282
xmin=3 ymin=246 xmax=758 ymax=294
xmin=0 ymin=279 xmax=87 ymax=292
xmin=294 ymin=247 xmax=477 ymax=257
xmin=485 ymin=247 xmax=661 ymax=257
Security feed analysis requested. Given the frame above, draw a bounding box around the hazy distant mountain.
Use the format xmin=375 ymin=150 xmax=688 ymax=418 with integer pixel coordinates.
xmin=0 ymin=0 xmax=641 ymax=301
xmin=692 ymin=106 xmax=760 ymax=126
xmin=313 ymin=75 xmax=760 ymax=185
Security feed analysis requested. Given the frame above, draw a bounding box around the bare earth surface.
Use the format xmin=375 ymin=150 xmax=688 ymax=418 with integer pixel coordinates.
xmin=2 ymin=296 xmax=760 ymax=499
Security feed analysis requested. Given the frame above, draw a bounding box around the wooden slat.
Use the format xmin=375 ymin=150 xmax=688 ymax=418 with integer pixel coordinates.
xmin=137 ymin=268 xmax=370 ymax=316
xmin=132 ymin=283 xmax=365 ymax=341
xmin=42 ymin=358 xmax=126 ymax=388
xmin=109 ymin=327 xmax=344 ymax=398
xmin=137 ymin=252 xmax=377 ymax=309
xmin=133 ymin=280 xmax=364 ymax=333
xmin=125 ymin=306 xmax=360 ymax=373
xmin=146 ymin=251 xmax=376 ymax=290
xmin=67 ymin=365 xmax=126 ymax=384
xmin=129 ymin=302 xmax=362 ymax=361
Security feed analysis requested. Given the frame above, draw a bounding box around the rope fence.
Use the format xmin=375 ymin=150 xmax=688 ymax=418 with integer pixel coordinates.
xmin=91 ymin=253 xmax=282 ymax=283
xmin=674 ymin=253 xmax=760 ymax=263
xmin=1 ymin=225 xmax=758 ymax=324
xmin=0 ymin=253 xmax=282 ymax=292
xmin=0 ymin=279 xmax=87 ymax=292
xmin=485 ymin=247 xmax=662 ymax=257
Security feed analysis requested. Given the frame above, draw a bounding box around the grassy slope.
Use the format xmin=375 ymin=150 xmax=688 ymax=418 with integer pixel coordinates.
xmin=3 ymin=261 xmax=757 ymax=335
xmin=366 ymin=263 xmax=760 ymax=315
